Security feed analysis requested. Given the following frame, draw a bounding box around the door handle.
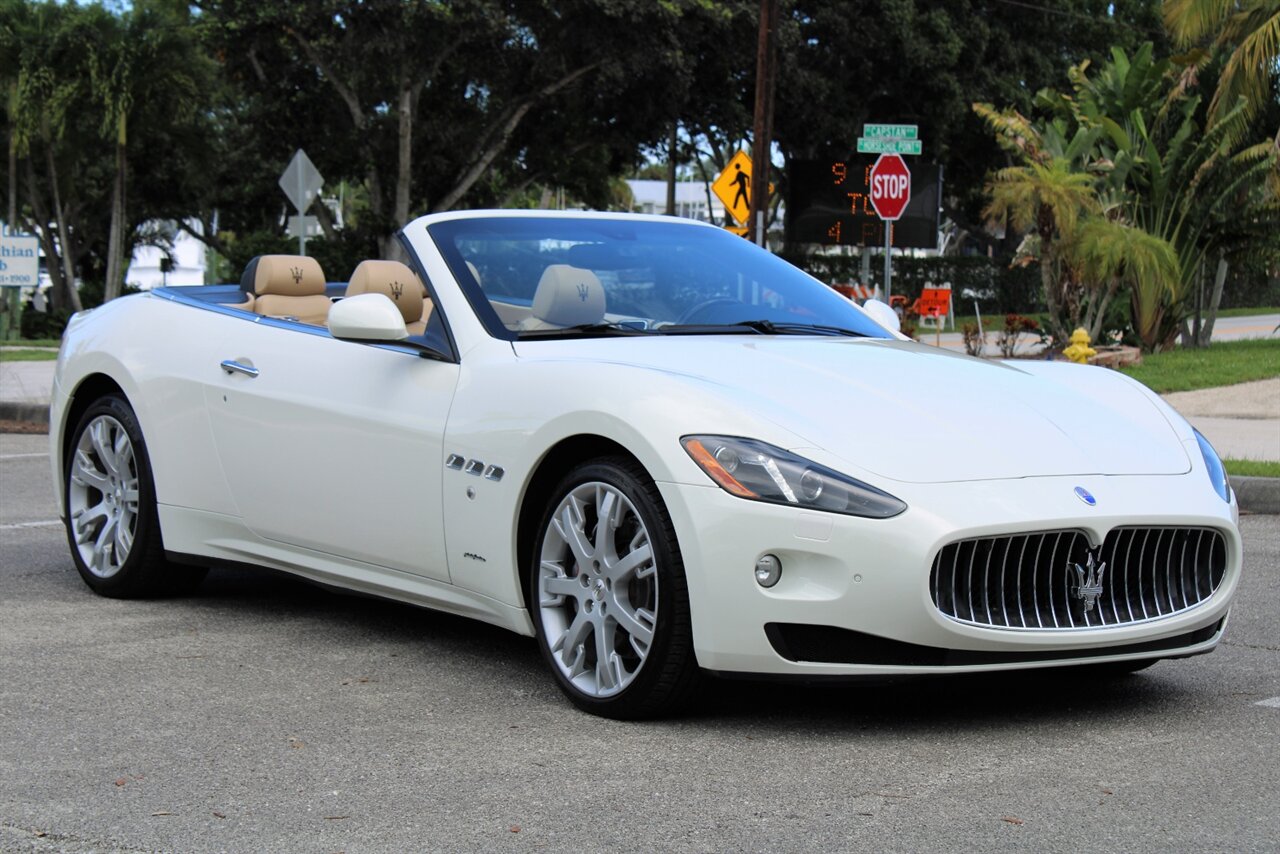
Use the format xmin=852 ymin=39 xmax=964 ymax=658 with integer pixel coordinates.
xmin=220 ymin=359 xmax=259 ymax=378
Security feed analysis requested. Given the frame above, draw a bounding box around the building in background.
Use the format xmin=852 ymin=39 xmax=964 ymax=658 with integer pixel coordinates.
xmin=625 ymin=180 xmax=729 ymax=223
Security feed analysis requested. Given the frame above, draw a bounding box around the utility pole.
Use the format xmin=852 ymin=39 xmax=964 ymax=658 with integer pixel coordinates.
xmin=748 ymin=0 xmax=778 ymax=247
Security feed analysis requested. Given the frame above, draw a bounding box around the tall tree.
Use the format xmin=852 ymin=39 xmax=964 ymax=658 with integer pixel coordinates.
xmin=87 ymin=0 xmax=210 ymax=301
xmin=1163 ymin=0 xmax=1280 ymax=141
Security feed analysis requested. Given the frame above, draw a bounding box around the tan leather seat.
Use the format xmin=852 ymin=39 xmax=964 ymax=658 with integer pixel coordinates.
xmin=244 ymin=255 xmax=330 ymax=326
xmin=519 ymin=264 xmax=606 ymax=330
xmin=344 ymin=260 xmax=432 ymax=336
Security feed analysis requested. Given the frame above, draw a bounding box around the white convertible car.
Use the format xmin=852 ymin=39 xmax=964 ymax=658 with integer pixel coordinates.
xmin=51 ymin=211 xmax=1241 ymax=718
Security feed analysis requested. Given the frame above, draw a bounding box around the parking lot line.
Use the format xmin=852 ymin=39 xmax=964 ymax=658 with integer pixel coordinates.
xmin=1256 ymin=697 xmax=1280 ymax=709
xmin=0 ymin=520 xmax=61 ymax=530
xmin=0 ymin=452 xmax=48 ymax=460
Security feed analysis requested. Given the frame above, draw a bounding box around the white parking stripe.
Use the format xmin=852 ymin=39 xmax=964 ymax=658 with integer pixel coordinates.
xmin=1256 ymin=697 xmax=1280 ymax=709
xmin=0 ymin=452 xmax=49 ymax=460
xmin=0 ymin=520 xmax=61 ymax=530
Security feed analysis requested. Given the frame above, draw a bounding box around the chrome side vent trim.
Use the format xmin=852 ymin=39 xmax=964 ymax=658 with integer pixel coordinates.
xmin=929 ymin=527 xmax=1228 ymax=631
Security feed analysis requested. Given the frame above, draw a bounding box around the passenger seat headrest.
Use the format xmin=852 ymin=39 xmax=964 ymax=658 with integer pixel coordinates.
xmin=533 ymin=264 xmax=606 ymax=327
xmin=345 ymin=260 xmax=425 ymax=324
xmin=242 ymin=255 xmax=326 ymax=297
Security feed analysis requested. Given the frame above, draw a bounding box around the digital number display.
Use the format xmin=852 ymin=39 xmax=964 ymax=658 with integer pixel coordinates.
xmin=786 ymin=158 xmax=942 ymax=249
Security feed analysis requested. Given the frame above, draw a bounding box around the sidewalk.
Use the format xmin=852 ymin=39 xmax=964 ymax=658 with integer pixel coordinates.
xmin=3 ymin=349 xmax=1277 ymax=510
xmin=929 ymin=311 xmax=1280 ymax=357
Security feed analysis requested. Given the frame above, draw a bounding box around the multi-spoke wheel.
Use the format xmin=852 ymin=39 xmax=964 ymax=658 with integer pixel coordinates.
xmin=63 ymin=394 xmax=205 ymax=597
xmin=532 ymin=457 xmax=700 ymax=718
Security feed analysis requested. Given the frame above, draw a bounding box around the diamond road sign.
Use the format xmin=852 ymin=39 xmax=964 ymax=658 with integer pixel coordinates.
xmin=863 ymin=123 xmax=918 ymax=140
xmin=278 ymin=149 xmax=324 ymax=214
xmin=857 ymin=137 xmax=923 ymax=156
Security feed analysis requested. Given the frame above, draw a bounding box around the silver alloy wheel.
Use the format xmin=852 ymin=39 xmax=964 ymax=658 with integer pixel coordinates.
xmin=537 ymin=481 xmax=659 ymax=698
xmin=68 ymin=415 xmax=139 ymax=579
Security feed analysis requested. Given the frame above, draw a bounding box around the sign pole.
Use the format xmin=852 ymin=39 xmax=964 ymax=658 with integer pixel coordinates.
xmin=297 ymin=170 xmax=307 ymax=256
xmin=883 ymin=225 xmax=891 ymax=304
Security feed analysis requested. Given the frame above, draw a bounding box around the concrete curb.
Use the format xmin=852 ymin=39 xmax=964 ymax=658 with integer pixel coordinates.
xmin=1234 ymin=476 xmax=1280 ymax=515
xmin=0 ymin=401 xmax=49 ymax=426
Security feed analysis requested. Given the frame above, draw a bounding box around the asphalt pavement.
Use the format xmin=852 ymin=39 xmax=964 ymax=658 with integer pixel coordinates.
xmin=1 ymin=430 xmax=1279 ymax=853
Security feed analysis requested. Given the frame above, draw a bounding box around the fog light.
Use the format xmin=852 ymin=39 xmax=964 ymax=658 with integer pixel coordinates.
xmin=754 ymin=554 xmax=782 ymax=588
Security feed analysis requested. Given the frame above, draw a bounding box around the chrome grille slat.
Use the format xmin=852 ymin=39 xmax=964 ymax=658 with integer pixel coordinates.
xmin=929 ymin=527 xmax=1228 ymax=631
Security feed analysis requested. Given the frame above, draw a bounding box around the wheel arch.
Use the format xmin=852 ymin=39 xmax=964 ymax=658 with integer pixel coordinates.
xmin=58 ymin=373 xmax=129 ymax=492
xmin=515 ymin=434 xmax=644 ymax=612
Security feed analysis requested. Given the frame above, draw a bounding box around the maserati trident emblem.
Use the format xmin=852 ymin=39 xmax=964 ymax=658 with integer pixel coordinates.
xmin=289 ymin=265 xmax=304 ymax=285
xmin=576 ymin=283 xmax=589 ymax=302
xmin=1070 ymin=549 xmax=1107 ymax=613
xmin=1074 ymin=486 xmax=1096 ymax=506
xmin=390 ymin=281 xmax=404 ymax=300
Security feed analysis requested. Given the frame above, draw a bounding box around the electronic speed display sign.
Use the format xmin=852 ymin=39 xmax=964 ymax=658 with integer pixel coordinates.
xmin=786 ymin=157 xmax=942 ymax=249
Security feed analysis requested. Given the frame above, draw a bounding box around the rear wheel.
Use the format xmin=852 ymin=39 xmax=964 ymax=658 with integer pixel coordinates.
xmin=531 ymin=457 xmax=700 ymax=719
xmin=64 ymin=394 xmax=206 ymax=597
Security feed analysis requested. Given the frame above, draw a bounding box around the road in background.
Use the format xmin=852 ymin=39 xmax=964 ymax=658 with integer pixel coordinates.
xmin=2 ymin=431 xmax=1278 ymax=853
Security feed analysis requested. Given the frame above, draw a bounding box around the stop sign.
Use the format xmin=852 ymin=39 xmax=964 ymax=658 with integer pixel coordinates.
xmin=869 ymin=153 xmax=912 ymax=221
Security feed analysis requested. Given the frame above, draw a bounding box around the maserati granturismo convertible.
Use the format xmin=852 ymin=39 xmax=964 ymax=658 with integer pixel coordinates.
xmin=50 ymin=211 xmax=1241 ymax=718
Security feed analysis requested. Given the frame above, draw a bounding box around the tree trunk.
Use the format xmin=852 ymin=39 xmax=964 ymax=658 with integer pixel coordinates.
xmin=383 ymin=81 xmax=416 ymax=263
xmin=665 ymin=123 xmax=677 ymax=215
xmin=1197 ymin=255 xmax=1229 ymax=347
xmin=104 ymin=134 xmax=127 ymax=301
xmin=40 ymin=140 xmax=82 ymax=313
xmin=6 ymin=83 xmax=15 ymax=230
xmin=1085 ymin=277 xmax=1121 ymax=343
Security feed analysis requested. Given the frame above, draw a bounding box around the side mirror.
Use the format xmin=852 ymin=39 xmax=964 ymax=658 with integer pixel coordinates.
xmin=328 ymin=293 xmax=409 ymax=342
xmin=861 ymin=298 xmax=901 ymax=334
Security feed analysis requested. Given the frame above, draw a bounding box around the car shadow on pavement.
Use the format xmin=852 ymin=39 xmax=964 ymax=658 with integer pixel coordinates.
xmin=177 ymin=565 xmax=1198 ymax=732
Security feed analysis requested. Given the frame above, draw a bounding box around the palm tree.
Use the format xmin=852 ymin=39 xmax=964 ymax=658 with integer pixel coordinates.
xmin=1163 ymin=0 xmax=1280 ymax=146
xmin=1073 ymin=217 xmax=1181 ymax=346
xmin=87 ymin=0 xmax=206 ymax=301
xmin=982 ymin=157 xmax=1101 ymax=341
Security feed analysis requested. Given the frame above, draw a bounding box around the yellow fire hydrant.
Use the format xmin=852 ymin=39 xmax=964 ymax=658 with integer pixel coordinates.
xmin=1063 ymin=327 xmax=1096 ymax=364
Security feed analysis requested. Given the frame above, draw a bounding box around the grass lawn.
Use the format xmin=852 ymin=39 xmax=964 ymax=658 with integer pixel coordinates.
xmin=1225 ymin=459 xmax=1280 ymax=478
xmin=1119 ymin=339 xmax=1280 ymax=393
xmin=0 ymin=348 xmax=59 ymax=361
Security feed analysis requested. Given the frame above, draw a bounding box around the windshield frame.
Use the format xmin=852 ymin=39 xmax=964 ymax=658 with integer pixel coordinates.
xmin=426 ymin=215 xmax=892 ymax=343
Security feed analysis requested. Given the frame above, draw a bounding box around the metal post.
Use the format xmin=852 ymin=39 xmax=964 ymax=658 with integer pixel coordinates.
xmin=297 ymin=170 xmax=307 ymax=256
xmin=748 ymin=0 xmax=778 ymax=248
xmin=883 ymin=224 xmax=892 ymax=303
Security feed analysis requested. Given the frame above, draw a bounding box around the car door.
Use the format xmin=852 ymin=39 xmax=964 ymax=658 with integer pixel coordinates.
xmin=205 ymin=319 xmax=459 ymax=582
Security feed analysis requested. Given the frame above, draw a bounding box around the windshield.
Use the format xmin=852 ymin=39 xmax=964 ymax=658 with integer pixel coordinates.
xmin=427 ymin=217 xmax=893 ymax=341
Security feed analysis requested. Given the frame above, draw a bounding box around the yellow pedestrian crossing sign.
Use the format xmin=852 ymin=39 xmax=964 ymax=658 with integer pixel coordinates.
xmin=712 ymin=150 xmax=756 ymax=226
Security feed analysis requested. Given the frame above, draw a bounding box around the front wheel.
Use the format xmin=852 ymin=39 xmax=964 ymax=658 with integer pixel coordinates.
xmin=531 ymin=457 xmax=700 ymax=718
xmin=64 ymin=394 xmax=206 ymax=597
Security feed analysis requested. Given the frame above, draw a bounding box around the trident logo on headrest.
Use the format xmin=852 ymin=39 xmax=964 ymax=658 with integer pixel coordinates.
xmin=1070 ymin=548 xmax=1107 ymax=613
xmin=289 ymin=265 xmax=304 ymax=285
xmin=576 ymin=283 xmax=589 ymax=302
xmin=390 ymin=281 xmax=404 ymax=300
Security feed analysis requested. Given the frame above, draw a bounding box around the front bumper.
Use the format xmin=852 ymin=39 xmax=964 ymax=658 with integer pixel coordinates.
xmin=657 ymin=471 xmax=1241 ymax=676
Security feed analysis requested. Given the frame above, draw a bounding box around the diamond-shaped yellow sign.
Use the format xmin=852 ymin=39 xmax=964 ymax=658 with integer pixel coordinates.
xmin=712 ymin=151 xmax=756 ymax=226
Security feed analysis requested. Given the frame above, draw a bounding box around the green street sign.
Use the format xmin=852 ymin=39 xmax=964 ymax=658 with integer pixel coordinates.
xmin=856 ymin=137 xmax=923 ymax=156
xmin=863 ymin=123 xmax=918 ymax=140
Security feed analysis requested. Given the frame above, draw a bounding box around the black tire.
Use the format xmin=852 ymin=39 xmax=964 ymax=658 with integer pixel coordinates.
xmin=63 ymin=394 xmax=206 ymax=598
xmin=530 ymin=456 xmax=701 ymax=719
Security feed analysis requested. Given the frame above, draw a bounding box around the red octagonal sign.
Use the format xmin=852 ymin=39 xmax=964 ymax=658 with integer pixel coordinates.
xmin=869 ymin=153 xmax=912 ymax=221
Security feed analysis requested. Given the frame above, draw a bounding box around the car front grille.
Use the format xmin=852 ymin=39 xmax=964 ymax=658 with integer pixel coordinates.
xmin=929 ymin=527 xmax=1228 ymax=630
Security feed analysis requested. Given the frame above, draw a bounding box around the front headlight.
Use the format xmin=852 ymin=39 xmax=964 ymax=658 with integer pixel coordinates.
xmin=681 ymin=435 xmax=906 ymax=519
xmin=1194 ymin=429 xmax=1231 ymax=503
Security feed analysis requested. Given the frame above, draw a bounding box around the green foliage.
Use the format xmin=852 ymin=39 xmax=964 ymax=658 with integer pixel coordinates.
xmin=1224 ymin=458 xmax=1280 ymax=478
xmin=1119 ymin=337 xmax=1280 ymax=391
xmin=976 ymin=41 xmax=1278 ymax=350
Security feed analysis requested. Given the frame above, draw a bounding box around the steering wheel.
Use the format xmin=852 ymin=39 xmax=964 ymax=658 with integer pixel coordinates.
xmin=677 ymin=298 xmax=742 ymax=325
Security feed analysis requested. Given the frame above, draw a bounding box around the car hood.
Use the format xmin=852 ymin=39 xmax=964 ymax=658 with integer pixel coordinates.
xmin=515 ymin=336 xmax=1190 ymax=484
